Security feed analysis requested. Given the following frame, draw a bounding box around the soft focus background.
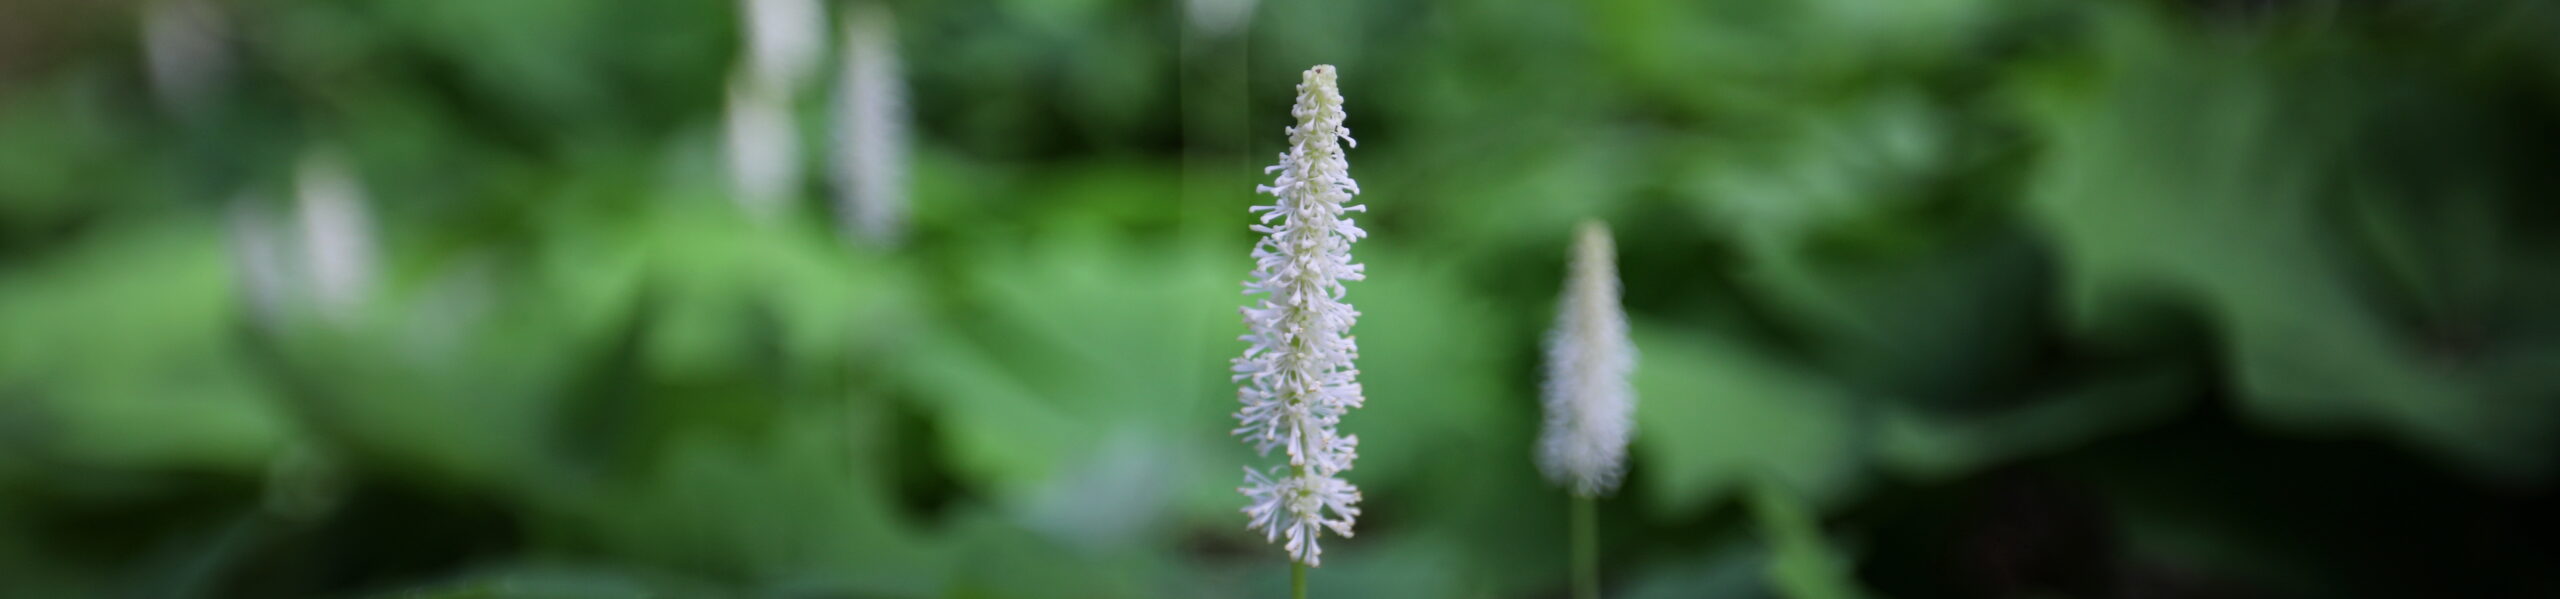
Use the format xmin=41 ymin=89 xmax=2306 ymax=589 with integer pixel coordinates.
xmin=5 ymin=0 xmax=2560 ymax=597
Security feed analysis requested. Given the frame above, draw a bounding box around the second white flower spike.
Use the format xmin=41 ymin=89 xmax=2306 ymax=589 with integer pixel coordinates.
xmin=1539 ymin=221 xmax=1637 ymax=498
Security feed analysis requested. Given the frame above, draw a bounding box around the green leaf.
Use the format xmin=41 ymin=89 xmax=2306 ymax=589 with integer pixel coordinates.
xmin=1749 ymin=480 xmax=1874 ymax=599
xmin=1632 ymin=324 xmax=1864 ymax=517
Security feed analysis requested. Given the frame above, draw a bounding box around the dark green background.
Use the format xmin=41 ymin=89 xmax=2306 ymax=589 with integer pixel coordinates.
xmin=3 ymin=0 xmax=2558 ymax=597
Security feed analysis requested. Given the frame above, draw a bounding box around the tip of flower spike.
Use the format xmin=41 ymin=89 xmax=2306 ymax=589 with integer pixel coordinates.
xmin=1240 ymin=60 xmax=1364 ymax=566
xmin=1576 ymin=219 xmax=1612 ymax=250
xmin=1538 ymin=218 xmax=1637 ymax=496
xmin=1302 ymin=64 xmax=1336 ymax=89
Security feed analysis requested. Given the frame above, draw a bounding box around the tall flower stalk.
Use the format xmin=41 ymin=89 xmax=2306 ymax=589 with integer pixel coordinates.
xmin=830 ymin=1 xmax=908 ymax=246
xmin=1235 ymin=65 xmax=1366 ymax=582
xmin=1539 ymin=220 xmax=1637 ymax=599
xmin=140 ymin=0 xmax=232 ymax=117
xmin=723 ymin=0 xmax=823 ymax=219
xmin=293 ymin=152 xmax=380 ymax=322
xmin=722 ymin=76 xmax=800 ymax=218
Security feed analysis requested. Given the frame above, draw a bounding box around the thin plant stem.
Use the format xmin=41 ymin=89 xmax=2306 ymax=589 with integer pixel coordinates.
xmin=1291 ymin=560 xmax=1308 ymax=599
xmin=1573 ymin=493 xmax=1599 ymax=599
xmin=1286 ymin=414 xmax=1316 ymax=599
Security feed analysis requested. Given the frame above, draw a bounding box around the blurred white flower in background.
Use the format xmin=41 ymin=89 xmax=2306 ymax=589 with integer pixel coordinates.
xmin=831 ymin=1 xmax=908 ymax=246
xmin=294 ymin=153 xmax=379 ymax=322
xmin=738 ymin=0 xmax=825 ymax=94
xmin=724 ymin=77 xmax=803 ymax=220
xmin=1184 ymin=0 xmax=1257 ymax=36
xmin=723 ymin=0 xmax=826 ymax=220
xmin=225 ymin=196 xmax=294 ymax=324
xmin=226 ymin=152 xmax=381 ymax=326
xmin=139 ymin=0 xmax=232 ymax=116
xmin=1537 ymin=221 xmax=1638 ymax=498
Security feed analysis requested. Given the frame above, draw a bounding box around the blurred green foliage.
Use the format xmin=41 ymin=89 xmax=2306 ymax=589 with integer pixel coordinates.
xmin=3 ymin=0 xmax=2559 ymax=597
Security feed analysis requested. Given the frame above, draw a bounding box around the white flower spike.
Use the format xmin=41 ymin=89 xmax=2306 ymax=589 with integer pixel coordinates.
xmin=1538 ymin=221 xmax=1637 ymax=497
xmin=722 ymin=76 xmax=801 ymax=219
xmin=831 ymin=1 xmax=908 ymax=246
xmin=294 ymin=152 xmax=379 ymax=322
xmin=1235 ymin=64 xmax=1366 ymax=567
xmin=738 ymin=0 xmax=824 ymax=94
xmin=140 ymin=0 xmax=233 ymax=116
xmin=723 ymin=0 xmax=822 ymax=220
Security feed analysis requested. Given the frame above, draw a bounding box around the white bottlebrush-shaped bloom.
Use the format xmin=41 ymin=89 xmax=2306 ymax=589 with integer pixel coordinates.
xmin=294 ymin=153 xmax=379 ymax=321
xmin=830 ymin=1 xmax=908 ymax=246
xmin=737 ymin=0 xmax=825 ymax=93
xmin=227 ymin=154 xmax=381 ymax=325
xmin=1538 ymin=221 xmax=1637 ymax=497
xmin=140 ymin=0 xmax=232 ymax=116
xmin=1235 ymin=64 xmax=1366 ymax=567
xmin=723 ymin=0 xmax=820 ymax=219
xmin=723 ymin=75 xmax=802 ymax=219
xmin=1184 ymin=0 xmax=1258 ymax=35
xmin=225 ymin=196 xmax=294 ymax=324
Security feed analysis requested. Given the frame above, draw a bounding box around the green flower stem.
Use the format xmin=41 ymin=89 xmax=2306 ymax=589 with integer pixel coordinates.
xmin=1292 ymin=460 xmax=1311 ymax=599
xmin=1573 ymin=493 xmax=1599 ymax=599
xmin=1292 ymin=560 xmax=1308 ymax=599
